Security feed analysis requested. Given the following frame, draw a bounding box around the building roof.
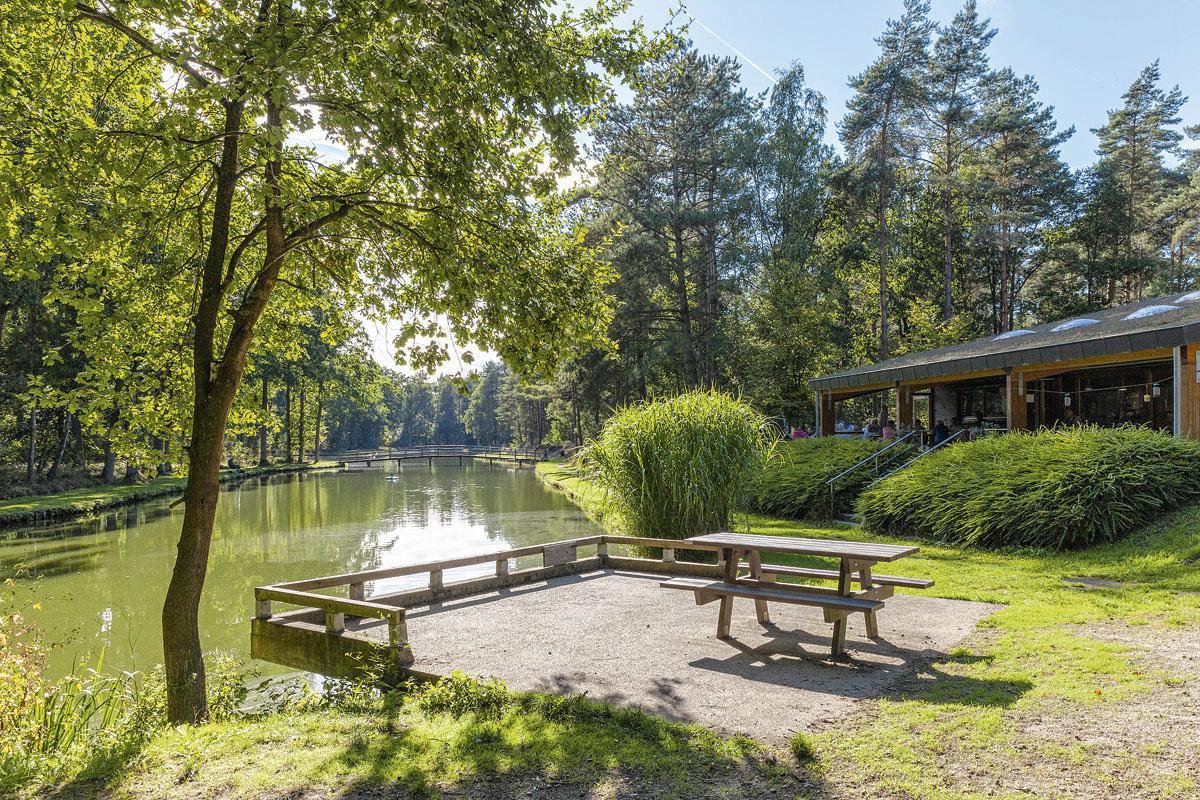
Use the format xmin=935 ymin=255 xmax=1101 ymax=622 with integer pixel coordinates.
xmin=810 ymin=292 xmax=1200 ymax=393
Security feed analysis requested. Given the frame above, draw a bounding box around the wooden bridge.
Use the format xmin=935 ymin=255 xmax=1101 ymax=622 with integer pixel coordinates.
xmin=327 ymin=444 xmax=555 ymax=469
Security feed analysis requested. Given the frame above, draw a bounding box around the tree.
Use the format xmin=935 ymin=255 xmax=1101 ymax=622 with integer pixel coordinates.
xmin=918 ymin=0 xmax=995 ymax=322
xmin=33 ymin=0 xmax=654 ymax=723
xmin=465 ymin=362 xmax=509 ymax=447
xmin=1092 ymin=60 xmax=1186 ymax=301
xmin=840 ymin=0 xmax=934 ymax=359
xmin=974 ymin=69 xmax=1073 ymax=330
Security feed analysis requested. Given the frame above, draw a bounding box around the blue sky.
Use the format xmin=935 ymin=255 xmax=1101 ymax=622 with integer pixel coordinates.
xmin=627 ymin=0 xmax=1200 ymax=169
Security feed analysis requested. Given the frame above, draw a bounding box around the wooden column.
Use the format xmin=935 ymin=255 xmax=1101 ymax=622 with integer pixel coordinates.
xmin=1175 ymin=344 xmax=1200 ymax=439
xmin=818 ymin=391 xmax=836 ymax=437
xmin=1006 ymin=370 xmax=1028 ymax=432
xmin=896 ymin=383 xmax=913 ymax=428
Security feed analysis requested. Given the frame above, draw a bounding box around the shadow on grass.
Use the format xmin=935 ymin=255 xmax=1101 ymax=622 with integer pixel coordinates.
xmin=320 ymin=691 xmax=821 ymax=800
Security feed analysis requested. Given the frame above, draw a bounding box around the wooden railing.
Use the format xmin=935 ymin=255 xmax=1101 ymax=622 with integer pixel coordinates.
xmin=254 ymin=534 xmax=726 ymax=654
xmin=326 ymin=444 xmax=557 ymax=465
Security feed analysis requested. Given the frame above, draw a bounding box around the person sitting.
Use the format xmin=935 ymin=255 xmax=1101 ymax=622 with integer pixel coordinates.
xmin=932 ymin=419 xmax=949 ymax=445
xmin=794 ymin=426 xmax=810 ymax=439
xmin=881 ymin=419 xmax=895 ymax=440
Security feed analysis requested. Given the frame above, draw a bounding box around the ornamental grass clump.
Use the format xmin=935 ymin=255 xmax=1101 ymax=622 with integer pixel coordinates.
xmin=857 ymin=425 xmax=1200 ymax=550
xmin=581 ymin=390 xmax=773 ymax=539
xmin=749 ymin=437 xmax=892 ymax=519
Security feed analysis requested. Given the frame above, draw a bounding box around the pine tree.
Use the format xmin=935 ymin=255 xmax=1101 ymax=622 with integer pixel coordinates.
xmin=840 ymin=0 xmax=934 ymax=359
xmin=976 ymin=69 xmax=1073 ymax=330
xmin=1092 ymin=61 xmax=1186 ymax=301
xmin=919 ymin=0 xmax=995 ymax=322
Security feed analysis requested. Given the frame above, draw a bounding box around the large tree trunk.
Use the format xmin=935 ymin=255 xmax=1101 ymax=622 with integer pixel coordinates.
xmin=877 ymin=119 xmax=891 ymax=362
xmin=313 ymin=383 xmax=322 ymax=462
xmin=258 ymin=375 xmax=269 ymax=466
xmin=943 ymin=181 xmax=954 ymax=323
xmin=998 ymin=211 xmax=1011 ymax=333
xmin=671 ymin=167 xmax=700 ymax=387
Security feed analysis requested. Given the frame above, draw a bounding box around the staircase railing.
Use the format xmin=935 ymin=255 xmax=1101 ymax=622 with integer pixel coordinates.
xmin=863 ymin=428 xmax=969 ymax=489
xmin=824 ymin=429 xmax=925 ymax=507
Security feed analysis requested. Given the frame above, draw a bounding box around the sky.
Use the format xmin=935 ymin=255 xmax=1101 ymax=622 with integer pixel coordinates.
xmin=363 ymin=0 xmax=1200 ymax=374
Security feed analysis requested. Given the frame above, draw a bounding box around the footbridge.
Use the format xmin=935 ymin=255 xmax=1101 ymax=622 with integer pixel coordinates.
xmin=327 ymin=444 xmax=556 ymax=469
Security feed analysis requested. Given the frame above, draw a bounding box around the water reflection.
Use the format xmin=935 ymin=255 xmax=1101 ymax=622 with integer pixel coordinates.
xmin=0 ymin=463 xmax=599 ymax=678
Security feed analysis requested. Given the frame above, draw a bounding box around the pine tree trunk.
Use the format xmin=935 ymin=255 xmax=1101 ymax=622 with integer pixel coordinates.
xmin=943 ymin=181 xmax=954 ymax=323
xmin=313 ymin=383 xmax=322 ymax=462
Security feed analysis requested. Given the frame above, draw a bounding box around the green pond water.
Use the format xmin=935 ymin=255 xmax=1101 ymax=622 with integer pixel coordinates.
xmin=1 ymin=463 xmax=600 ymax=679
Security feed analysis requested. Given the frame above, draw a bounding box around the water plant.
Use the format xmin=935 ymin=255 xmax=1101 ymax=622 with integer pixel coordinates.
xmin=581 ymin=390 xmax=774 ymax=539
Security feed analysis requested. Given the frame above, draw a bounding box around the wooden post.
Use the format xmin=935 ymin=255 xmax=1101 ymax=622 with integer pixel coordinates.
xmin=429 ymin=569 xmax=443 ymax=590
xmin=1175 ymin=344 xmax=1200 ymax=439
xmin=861 ymin=565 xmax=879 ymax=639
xmin=896 ymin=383 xmax=913 ymax=429
xmin=255 ymin=597 xmax=272 ymax=620
xmin=326 ymin=610 xmax=345 ymax=634
xmin=389 ymin=608 xmax=408 ymax=647
xmin=496 ymin=558 xmax=509 ymax=577
xmin=349 ymin=582 xmax=365 ymax=601
xmin=716 ymin=547 xmax=736 ymax=639
xmin=830 ymin=558 xmax=850 ymax=657
xmin=1006 ymin=370 xmax=1028 ymax=432
xmin=662 ymin=547 xmax=675 ymax=563
xmin=748 ymin=550 xmax=769 ymax=625
xmin=819 ymin=391 xmax=836 ymax=436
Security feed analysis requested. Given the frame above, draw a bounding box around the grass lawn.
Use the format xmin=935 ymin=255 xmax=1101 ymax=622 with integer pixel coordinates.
xmin=14 ymin=463 xmax=1198 ymax=799
xmin=536 ymin=462 xmax=1200 ymax=799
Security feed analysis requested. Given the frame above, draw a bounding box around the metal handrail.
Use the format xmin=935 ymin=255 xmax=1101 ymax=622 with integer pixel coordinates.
xmin=824 ymin=429 xmax=925 ymax=488
xmin=864 ymin=428 xmax=969 ymax=489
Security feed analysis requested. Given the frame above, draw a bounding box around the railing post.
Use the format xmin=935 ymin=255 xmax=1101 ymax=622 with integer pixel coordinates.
xmin=496 ymin=558 xmax=509 ymax=577
xmin=429 ymin=568 xmax=443 ymax=590
xmin=389 ymin=608 xmax=408 ymax=647
xmin=597 ymin=540 xmax=609 ymax=560
xmin=349 ymin=582 xmax=364 ymax=601
xmin=326 ymin=609 xmax=345 ymax=634
xmin=255 ymin=596 xmax=272 ymax=620
xmin=663 ymin=547 xmax=675 ymax=564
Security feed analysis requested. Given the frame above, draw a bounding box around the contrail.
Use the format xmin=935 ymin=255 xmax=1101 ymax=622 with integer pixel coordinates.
xmin=690 ymin=15 xmax=777 ymax=85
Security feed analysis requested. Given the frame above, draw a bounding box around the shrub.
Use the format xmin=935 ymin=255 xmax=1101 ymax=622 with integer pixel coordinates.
xmin=857 ymin=425 xmax=1200 ymax=550
xmin=748 ymin=437 xmax=892 ymax=519
xmin=581 ymin=390 xmax=773 ymax=539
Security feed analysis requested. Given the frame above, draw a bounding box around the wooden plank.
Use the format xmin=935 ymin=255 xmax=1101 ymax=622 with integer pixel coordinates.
xmin=277 ymin=536 xmax=605 ymax=590
xmin=831 ymin=559 xmax=850 ymax=657
xmin=742 ymin=563 xmax=933 ymax=588
xmin=660 ymin=577 xmax=883 ymax=612
xmin=543 ymin=542 xmax=577 ymax=567
xmin=862 ymin=565 xmax=879 ymax=639
xmin=686 ymin=532 xmax=917 ymax=562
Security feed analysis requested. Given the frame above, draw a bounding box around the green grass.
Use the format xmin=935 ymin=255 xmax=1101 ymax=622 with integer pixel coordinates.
xmin=32 ymin=676 xmax=792 ymax=800
xmin=0 ymin=462 xmax=327 ymax=529
xmin=546 ymin=465 xmax=1200 ymax=797
xmin=858 ymin=425 xmax=1200 ymax=549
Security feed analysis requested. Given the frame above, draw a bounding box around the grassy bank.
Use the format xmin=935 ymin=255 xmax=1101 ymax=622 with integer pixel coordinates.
xmin=539 ymin=463 xmax=1200 ymax=798
xmin=0 ymin=462 xmax=331 ymax=529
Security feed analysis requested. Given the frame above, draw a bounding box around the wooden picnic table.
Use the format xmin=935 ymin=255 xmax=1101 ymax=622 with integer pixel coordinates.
xmin=660 ymin=532 xmax=929 ymax=657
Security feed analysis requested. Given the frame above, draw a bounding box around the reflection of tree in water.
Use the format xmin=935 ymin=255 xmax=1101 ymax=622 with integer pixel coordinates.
xmin=1 ymin=465 xmax=599 ymax=678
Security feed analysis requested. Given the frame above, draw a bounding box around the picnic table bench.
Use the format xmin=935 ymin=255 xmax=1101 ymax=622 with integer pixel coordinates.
xmin=659 ymin=532 xmax=932 ymax=657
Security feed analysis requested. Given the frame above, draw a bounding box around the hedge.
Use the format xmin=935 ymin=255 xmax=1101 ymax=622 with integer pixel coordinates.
xmin=857 ymin=425 xmax=1200 ymax=550
xmin=748 ymin=437 xmax=892 ymax=519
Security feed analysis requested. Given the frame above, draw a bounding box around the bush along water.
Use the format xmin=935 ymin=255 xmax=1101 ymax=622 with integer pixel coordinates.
xmin=580 ymin=390 xmax=774 ymax=539
xmin=857 ymin=425 xmax=1200 ymax=550
xmin=749 ymin=437 xmax=893 ymax=519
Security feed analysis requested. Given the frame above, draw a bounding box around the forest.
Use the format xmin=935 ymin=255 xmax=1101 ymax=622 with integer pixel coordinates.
xmin=4 ymin=0 xmax=1199 ymax=492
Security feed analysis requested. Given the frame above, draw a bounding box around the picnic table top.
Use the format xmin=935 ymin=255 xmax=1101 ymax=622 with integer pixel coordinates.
xmin=684 ymin=532 xmax=919 ymax=563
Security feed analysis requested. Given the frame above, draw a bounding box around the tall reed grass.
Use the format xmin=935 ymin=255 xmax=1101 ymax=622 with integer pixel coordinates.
xmin=748 ymin=437 xmax=892 ymax=519
xmin=857 ymin=425 xmax=1200 ymax=550
xmin=581 ymin=390 xmax=774 ymax=539
xmin=0 ymin=577 xmax=248 ymax=792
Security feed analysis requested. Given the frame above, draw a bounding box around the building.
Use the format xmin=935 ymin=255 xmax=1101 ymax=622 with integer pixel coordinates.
xmin=809 ymin=292 xmax=1200 ymax=439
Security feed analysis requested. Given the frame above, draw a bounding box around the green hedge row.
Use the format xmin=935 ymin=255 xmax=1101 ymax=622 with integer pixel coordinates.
xmin=748 ymin=438 xmax=891 ymax=519
xmin=857 ymin=425 xmax=1200 ymax=550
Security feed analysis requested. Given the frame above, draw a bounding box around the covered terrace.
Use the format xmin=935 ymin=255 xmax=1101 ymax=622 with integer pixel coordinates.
xmin=810 ymin=292 xmax=1200 ymax=440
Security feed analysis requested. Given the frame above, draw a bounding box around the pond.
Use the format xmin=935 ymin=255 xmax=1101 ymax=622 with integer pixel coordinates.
xmin=0 ymin=463 xmax=600 ymax=679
